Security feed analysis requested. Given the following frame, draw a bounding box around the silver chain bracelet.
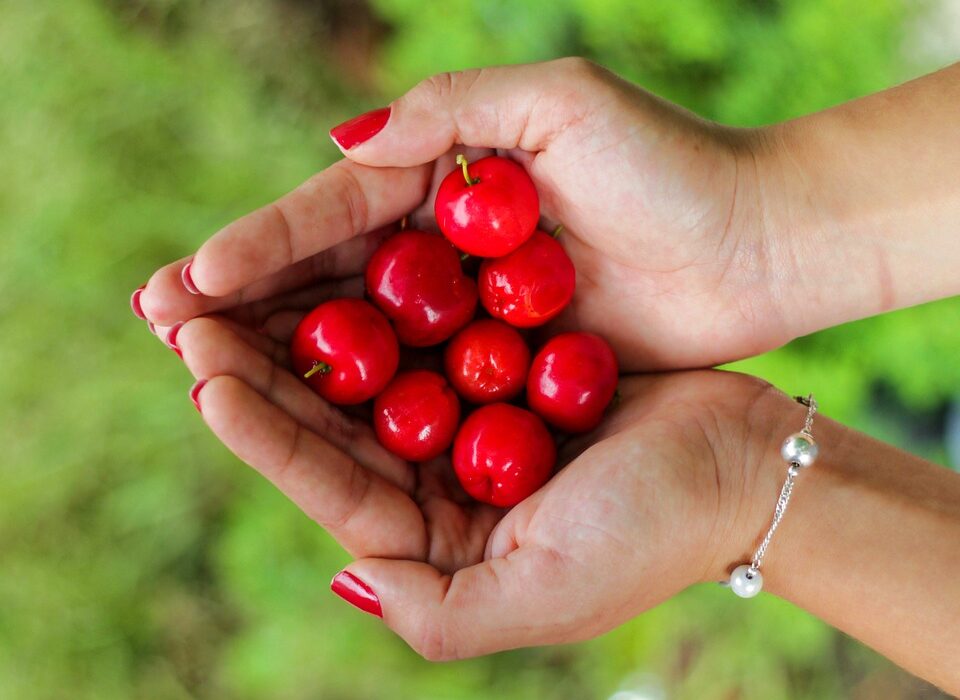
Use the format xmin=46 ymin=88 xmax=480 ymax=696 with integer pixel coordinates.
xmin=725 ymin=394 xmax=819 ymax=598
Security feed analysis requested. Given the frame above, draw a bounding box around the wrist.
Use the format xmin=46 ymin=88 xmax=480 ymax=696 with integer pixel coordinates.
xmin=753 ymin=89 xmax=960 ymax=339
xmin=698 ymin=381 xmax=813 ymax=586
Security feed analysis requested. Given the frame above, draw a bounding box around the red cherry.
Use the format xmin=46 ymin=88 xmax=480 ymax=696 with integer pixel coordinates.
xmin=366 ymin=230 xmax=478 ymax=346
xmin=373 ymin=370 xmax=460 ymax=462
xmin=478 ymin=230 xmax=576 ymax=327
xmin=434 ymin=155 xmax=539 ymax=257
xmin=444 ymin=320 xmax=530 ymax=404
xmin=290 ymin=298 xmax=399 ymax=405
xmin=452 ymin=404 xmax=555 ymax=507
xmin=527 ymin=332 xmax=618 ymax=433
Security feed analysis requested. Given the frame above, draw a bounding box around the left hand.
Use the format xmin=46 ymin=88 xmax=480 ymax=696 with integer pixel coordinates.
xmin=162 ymin=312 xmax=787 ymax=659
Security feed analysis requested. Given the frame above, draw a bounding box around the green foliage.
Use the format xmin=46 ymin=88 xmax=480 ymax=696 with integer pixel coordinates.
xmin=0 ymin=0 xmax=954 ymax=698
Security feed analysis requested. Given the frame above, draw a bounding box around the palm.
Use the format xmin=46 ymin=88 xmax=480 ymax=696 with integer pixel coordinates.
xmin=173 ymin=310 xmax=771 ymax=656
xmin=174 ymin=305 xmax=741 ymax=585
xmin=168 ymin=310 xmax=510 ymax=572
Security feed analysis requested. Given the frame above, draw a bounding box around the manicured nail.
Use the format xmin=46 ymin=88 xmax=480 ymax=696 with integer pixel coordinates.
xmin=130 ymin=285 xmax=146 ymax=320
xmin=330 ymin=107 xmax=390 ymax=150
xmin=166 ymin=322 xmax=185 ymax=359
xmin=189 ymin=379 xmax=208 ymax=413
xmin=331 ymin=571 xmax=382 ymax=618
xmin=181 ymin=261 xmax=201 ymax=295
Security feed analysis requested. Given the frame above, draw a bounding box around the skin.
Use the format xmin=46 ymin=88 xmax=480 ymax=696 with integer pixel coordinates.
xmin=138 ymin=59 xmax=960 ymax=693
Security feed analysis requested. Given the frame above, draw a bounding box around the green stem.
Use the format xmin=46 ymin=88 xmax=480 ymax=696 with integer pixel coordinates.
xmin=551 ymin=224 xmax=564 ymax=239
xmin=303 ymin=361 xmax=332 ymax=379
xmin=456 ymin=154 xmax=479 ymax=186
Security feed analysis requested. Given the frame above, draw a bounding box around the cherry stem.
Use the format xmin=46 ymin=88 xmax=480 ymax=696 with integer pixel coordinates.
xmin=456 ymin=154 xmax=479 ymax=186
xmin=460 ymin=252 xmax=470 ymax=262
xmin=303 ymin=361 xmax=332 ymax=379
xmin=400 ymin=215 xmax=408 ymax=230
xmin=551 ymin=224 xmax=564 ymax=239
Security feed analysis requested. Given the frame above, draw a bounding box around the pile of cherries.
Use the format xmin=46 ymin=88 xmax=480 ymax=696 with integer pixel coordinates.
xmin=291 ymin=155 xmax=618 ymax=507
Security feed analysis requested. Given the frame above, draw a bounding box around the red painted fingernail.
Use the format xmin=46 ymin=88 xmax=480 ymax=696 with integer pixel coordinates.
xmin=330 ymin=107 xmax=390 ymax=150
xmin=331 ymin=571 xmax=382 ymax=618
xmin=166 ymin=322 xmax=185 ymax=358
xmin=189 ymin=379 xmax=208 ymax=413
xmin=181 ymin=261 xmax=201 ymax=295
xmin=131 ymin=285 xmax=146 ymax=320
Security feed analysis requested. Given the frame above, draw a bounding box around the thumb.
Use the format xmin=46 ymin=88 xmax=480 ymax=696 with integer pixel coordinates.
xmin=330 ymin=547 xmax=572 ymax=661
xmin=329 ymin=58 xmax=606 ymax=167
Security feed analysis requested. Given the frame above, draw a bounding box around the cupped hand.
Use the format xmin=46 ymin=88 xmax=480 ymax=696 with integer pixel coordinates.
xmin=138 ymin=58 xmax=793 ymax=371
xmin=167 ymin=313 xmax=791 ymax=659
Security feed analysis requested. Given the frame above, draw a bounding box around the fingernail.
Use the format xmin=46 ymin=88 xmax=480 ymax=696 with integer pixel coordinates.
xmin=331 ymin=571 xmax=382 ymax=618
xmin=147 ymin=321 xmax=156 ymax=335
xmin=189 ymin=379 xmax=208 ymax=413
xmin=181 ymin=261 xmax=201 ymax=295
xmin=166 ymin=322 xmax=185 ymax=359
xmin=330 ymin=107 xmax=390 ymax=150
xmin=130 ymin=285 xmax=146 ymax=320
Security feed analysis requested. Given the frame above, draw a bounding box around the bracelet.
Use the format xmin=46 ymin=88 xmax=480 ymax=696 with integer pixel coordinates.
xmin=726 ymin=393 xmax=820 ymax=598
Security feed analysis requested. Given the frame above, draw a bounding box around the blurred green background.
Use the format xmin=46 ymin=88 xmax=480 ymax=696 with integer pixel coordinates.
xmin=1 ymin=0 xmax=958 ymax=698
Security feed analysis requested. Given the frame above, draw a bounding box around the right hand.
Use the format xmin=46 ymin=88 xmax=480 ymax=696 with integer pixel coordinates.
xmin=139 ymin=57 xmax=795 ymax=371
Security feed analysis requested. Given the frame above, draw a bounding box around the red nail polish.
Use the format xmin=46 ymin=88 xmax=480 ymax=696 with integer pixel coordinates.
xmin=330 ymin=107 xmax=390 ymax=150
xmin=331 ymin=571 xmax=382 ymax=617
xmin=167 ymin=322 xmax=185 ymax=358
xmin=189 ymin=379 xmax=208 ymax=413
xmin=181 ymin=261 xmax=201 ymax=295
xmin=131 ymin=285 xmax=146 ymax=320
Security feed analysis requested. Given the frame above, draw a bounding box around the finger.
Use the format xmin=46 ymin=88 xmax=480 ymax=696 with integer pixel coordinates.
xmin=194 ymin=375 xmax=427 ymax=560
xmin=179 ymin=317 xmax=413 ymax=492
xmin=225 ymin=276 xmax=365 ymax=334
xmin=140 ymin=225 xmax=395 ymax=326
xmin=332 ymin=58 xmax=606 ymax=166
xmin=336 ymin=546 xmax=575 ymax=660
xmin=153 ymin=315 xmax=284 ymax=364
xmin=258 ymin=311 xmax=305 ymax=344
xmin=188 ymin=160 xmax=431 ymax=298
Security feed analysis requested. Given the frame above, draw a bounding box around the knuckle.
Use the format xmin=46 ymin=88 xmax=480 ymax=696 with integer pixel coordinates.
xmin=335 ymin=167 xmax=369 ymax=236
xmin=415 ymin=621 xmax=456 ymax=662
xmin=420 ymin=68 xmax=482 ymax=106
xmin=421 ymin=70 xmax=458 ymax=101
xmin=323 ymin=458 xmax=371 ymax=529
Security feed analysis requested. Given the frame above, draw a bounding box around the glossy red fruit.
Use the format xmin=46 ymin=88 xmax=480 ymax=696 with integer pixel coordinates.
xmin=444 ymin=320 xmax=530 ymax=404
xmin=373 ymin=370 xmax=460 ymax=462
xmin=291 ymin=298 xmax=399 ymax=405
xmin=452 ymin=404 xmax=555 ymax=507
xmin=479 ymin=230 xmax=576 ymax=327
xmin=366 ymin=230 xmax=478 ymax=346
xmin=434 ymin=155 xmax=539 ymax=257
xmin=527 ymin=332 xmax=618 ymax=433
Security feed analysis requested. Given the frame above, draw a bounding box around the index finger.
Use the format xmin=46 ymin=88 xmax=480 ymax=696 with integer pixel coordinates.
xmin=187 ymin=159 xmax=431 ymax=297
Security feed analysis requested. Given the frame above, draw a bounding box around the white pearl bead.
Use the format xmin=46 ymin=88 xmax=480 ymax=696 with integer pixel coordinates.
xmin=729 ymin=564 xmax=763 ymax=598
xmin=780 ymin=432 xmax=818 ymax=468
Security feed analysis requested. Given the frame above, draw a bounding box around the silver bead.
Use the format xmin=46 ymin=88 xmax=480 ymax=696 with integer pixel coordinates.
xmin=780 ymin=432 xmax=818 ymax=468
xmin=729 ymin=564 xmax=763 ymax=598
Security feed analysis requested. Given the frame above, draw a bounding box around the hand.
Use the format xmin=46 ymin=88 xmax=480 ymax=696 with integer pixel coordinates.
xmin=138 ymin=58 xmax=794 ymax=370
xmin=168 ymin=312 xmax=789 ymax=659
